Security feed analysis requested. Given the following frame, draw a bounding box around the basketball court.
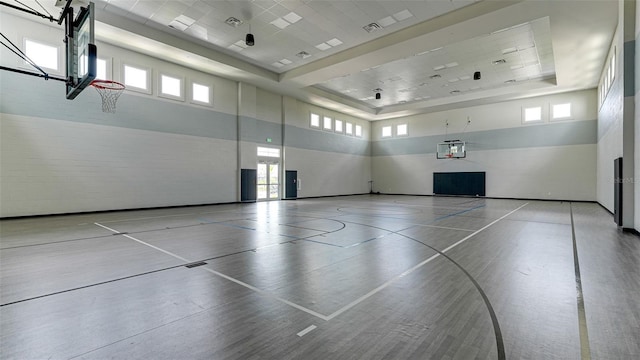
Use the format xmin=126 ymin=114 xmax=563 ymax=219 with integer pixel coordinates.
xmin=1 ymin=0 xmax=639 ymax=359
xmin=1 ymin=196 xmax=638 ymax=359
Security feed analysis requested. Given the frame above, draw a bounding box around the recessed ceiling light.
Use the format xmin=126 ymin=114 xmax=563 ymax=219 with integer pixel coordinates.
xmin=433 ymin=65 xmax=446 ymax=71
xmin=448 ymin=78 xmax=459 ymax=83
xmin=445 ymin=62 xmax=459 ymax=68
xmin=315 ymin=43 xmax=331 ymax=51
xmin=272 ymin=62 xmax=284 ymax=68
xmin=502 ymin=47 xmax=518 ymax=54
xmin=271 ymin=18 xmax=290 ymax=29
xmin=393 ymin=9 xmax=413 ymax=21
xmin=326 ymin=38 xmax=343 ymax=47
xmin=283 ymin=12 xmax=302 ymax=24
xmin=510 ymin=64 xmax=524 ymax=70
xmin=378 ymin=16 xmax=397 ymax=27
xmin=459 ymin=75 xmax=471 ymax=80
xmin=279 ymin=58 xmax=293 ymax=65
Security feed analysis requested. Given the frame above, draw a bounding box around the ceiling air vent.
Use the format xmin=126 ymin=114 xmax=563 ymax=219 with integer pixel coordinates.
xmin=492 ymin=59 xmax=507 ymax=65
xmin=363 ymin=23 xmax=383 ymax=33
xmin=429 ymin=74 xmax=442 ymax=79
xmin=296 ymin=51 xmax=311 ymax=59
xmin=225 ymin=17 xmax=243 ymax=27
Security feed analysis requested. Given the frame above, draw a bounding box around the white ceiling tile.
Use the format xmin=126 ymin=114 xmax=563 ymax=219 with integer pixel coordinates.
xmin=283 ymin=11 xmax=302 ymax=23
xmin=315 ymin=43 xmax=331 ymax=51
xmin=326 ymin=38 xmax=343 ymax=47
xmin=270 ymin=17 xmax=290 ymax=29
xmin=378 ymin=16 xmax=397 ymax=27
xmin=393 ymin=9 xmax=413 ymax=21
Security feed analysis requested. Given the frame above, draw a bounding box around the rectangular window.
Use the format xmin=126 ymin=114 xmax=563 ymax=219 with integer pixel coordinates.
xmin=310 ymin=113 xmax=320 ymax=128
xmin=382 ymin=125 xmax=392 ymax=137
xmin=335 ymin=119 xmax=343 ymax=133
xmin=160 ymin=74 xmax=183 ymax=99
xmin=397 ymin=124 xmax=408 ymax=136
xmin=345 ymin=122 xmax=353 ymax=135
xmin=96 ymin=58 xmax=107 ymax=80
xmin=355 ymin=124 xmax=363 ymax=137
xmin=257 ymin=147 xmax=280 ymax=158
xmin=25 ymin=39 xmax=58 ymax=71
xmin=123 ymin=64 xmax=149 ymax=92
xmin=523 ymin=106 xmax=542 ymax=123
xmin=552 ymin=103 xmax=571 ymax=120
xmin=323 ymin=116 xmax=332 ymax=130
xmin=192 ymin=83 xmax=211 ymax=104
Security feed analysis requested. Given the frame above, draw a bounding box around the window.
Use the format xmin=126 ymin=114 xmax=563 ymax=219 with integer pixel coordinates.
xmin=191 ymin=83 xmax=211 ymax=104
xmin=310 ymin=113 xmax=320 ymax=128
xmin=257 ymin=147 xmax=280 ymax=158
xmin=355 ymin=124 xmax=362 ymax=137
xmin=345 ymin=122 xmax=353 ymax=135
xmin=160 ymin=74 xmax=182 ymax=99
xmin=123 ymin=64 xmax=149 ymax=92
xmin=382 ymin=126 xmax=392 ymax=137
xmin=552 ymin=103 xmax=571 ymax=120
xmin=397 ymin=124 xmax=408 ymax=136
xmin=600 ymin=46 xmax=616 ymax=106
xmin=96 ymin=58 xmax=107 ymax=80
xmin=24 ymin=39 xmax=58 ymax=71
xmin=523 ymin=106 xmax=542 ymax=123
xmin=335 ymin=119 xmax=343 ymax=133
xmin=323 ymin=116 xmax=332 ymax=130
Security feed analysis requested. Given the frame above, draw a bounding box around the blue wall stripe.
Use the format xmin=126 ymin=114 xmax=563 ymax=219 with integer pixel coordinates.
xmin=372 ymin=120 xmax=597 ymax=156
xmin=1 ymin=71 xmax=237 ymax=141
xmin=284 ymin=125 xmax=370 ymax=156
xmin=624 ymin=39 xmax=635 ymax=97
xmin=239 ymin=116 xmax=282 ymax=144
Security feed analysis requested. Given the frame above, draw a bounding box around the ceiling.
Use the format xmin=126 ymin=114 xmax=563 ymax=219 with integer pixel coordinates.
xmin=9 ymin=0 xmax=619 ymax=120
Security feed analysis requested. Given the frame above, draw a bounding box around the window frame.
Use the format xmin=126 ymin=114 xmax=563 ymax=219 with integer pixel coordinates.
xmin=158 ymin=73 xmax=185 ymax=101
xmin=397 ymin=123 xmax=408 ymax=137
xmin=522 ymin=106 xmax=543 ymax=124
xmin=551 ymin=102 xmax=572 ymax=121
xmin=323 ymin=116 xmax=333 ymax=131
xmin=310 ymin=113 xmax=320 ymax=128
xmin=189 ymin=81 xmax=213 ymax=106
xmin=334 ymin=119 xmax=343 ymax=133
xmin=22 ymin=38 xmax=62 ymax=74
xmin=345 ymin=122 xmax=354 ymax=135
xmin=122 ymin=62 xmax=152 ymax=94
xmin=381 ymin=125 xmax=392 ymax=138
xmin=355 ymin=124 xmax=363 ymax=137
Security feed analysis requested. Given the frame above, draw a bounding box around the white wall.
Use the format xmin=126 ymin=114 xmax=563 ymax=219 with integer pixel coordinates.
xmin=0 ymin=12 xmax=371 ymax=216
xmin=372 ymin=90 xmax=598 ymax=201
xmin=283 ymin=97 xmax=371 ymax=197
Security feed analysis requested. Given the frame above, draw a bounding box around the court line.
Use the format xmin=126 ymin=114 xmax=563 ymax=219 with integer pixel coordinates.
xmin=325 ymin=202 xmax=529 ymax=321
xmin=94 ymin=222 xmax=330 ymax=322
xmin=569 ymin=203 xmax=592 ymax=360
xmin=297 ymin=325 xmax=317 ymax=337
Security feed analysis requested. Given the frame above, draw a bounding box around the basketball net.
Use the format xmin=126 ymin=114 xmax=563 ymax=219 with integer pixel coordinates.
xmin=91 ymin=80 xmax=125 ymax=113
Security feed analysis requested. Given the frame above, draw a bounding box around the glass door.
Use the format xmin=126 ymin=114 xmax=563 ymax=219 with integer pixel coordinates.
xmin=257 ymin=161 xmax=279 ymax=200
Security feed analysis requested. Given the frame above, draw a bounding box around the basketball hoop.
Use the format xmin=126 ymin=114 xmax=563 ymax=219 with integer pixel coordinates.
xmin=91 ymin=80 xmax=125 ymax=113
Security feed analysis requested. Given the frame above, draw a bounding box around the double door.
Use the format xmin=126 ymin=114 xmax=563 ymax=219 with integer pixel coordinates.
xmin=257 ymin=161 xmax=279 ymax=200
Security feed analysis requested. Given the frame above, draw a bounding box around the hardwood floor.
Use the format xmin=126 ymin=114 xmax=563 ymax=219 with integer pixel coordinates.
xmin=1 ymin=195 xmax=638 ymax=359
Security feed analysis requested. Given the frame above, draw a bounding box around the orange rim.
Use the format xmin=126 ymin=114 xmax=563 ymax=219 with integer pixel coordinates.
xmin=90 ymin=80 xmax=125 ymax=90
